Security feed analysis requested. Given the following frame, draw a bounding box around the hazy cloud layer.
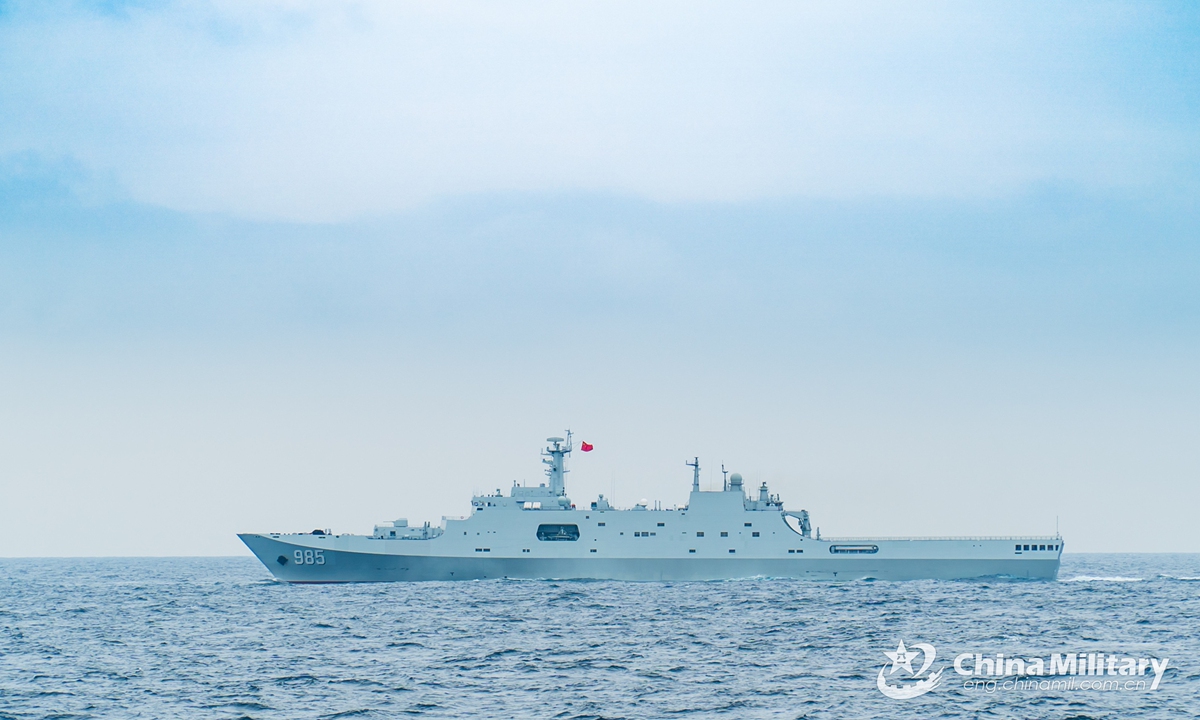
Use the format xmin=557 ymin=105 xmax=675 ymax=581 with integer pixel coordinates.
xmin=2 ymin=1 xmax=1197 ymax=220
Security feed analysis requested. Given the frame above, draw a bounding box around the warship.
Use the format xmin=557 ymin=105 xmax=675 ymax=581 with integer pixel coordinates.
xmin=240 ymin=433 xmax=1062 ymax=582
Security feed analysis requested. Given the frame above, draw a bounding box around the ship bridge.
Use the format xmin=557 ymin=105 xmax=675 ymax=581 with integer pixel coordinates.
xmin=471 ymin=434 xmax=575 ymax=512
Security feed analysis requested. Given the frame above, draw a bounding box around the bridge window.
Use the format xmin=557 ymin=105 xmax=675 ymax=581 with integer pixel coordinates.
xmin=657 ymin=522 xmax=665 ymax=527
xmin=1024 ymin=544 xmax=1030 ymax=551
xmin=752 ymin=532 xmax=760 ymax=538
xmin=536 ymin=524 xmax=580 ymax=542
xmin=696 ymin=531 xmax=704 ymax=537
xmin=720 ymin=532 xmax=728 ymax=538
xmin=1015 ymin=545 xmax=1021 ymax=551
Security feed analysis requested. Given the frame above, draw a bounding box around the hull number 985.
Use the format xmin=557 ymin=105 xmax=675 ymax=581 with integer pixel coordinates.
xmin=294 ymin=549 xmax=325 ymax=565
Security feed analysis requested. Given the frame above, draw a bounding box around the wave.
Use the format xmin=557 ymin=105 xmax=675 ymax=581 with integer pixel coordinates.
xmin=1062 ymin=576 xmax=1143 ymax=583
xmin=1159 ymin=575 xmax=1200 ymax=581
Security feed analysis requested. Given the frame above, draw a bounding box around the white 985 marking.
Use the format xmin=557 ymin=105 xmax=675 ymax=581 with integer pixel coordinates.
xmin=294 ymin=549 xmax=325 ymax=565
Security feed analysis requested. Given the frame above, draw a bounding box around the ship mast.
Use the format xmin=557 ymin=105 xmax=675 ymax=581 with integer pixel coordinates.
xmin=686 ymin=457 xmax=700 ymax=492
xmin=542 ymin=431 xmax=572 ymax=496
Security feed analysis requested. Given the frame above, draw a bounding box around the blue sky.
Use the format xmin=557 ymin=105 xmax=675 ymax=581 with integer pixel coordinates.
xmin=1 ymin=1 xmax=1198 ymax=555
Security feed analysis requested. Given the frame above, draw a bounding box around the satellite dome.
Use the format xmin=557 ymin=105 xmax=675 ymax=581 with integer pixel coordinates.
xmin=729 ymin=473 xmax=743 ymax=486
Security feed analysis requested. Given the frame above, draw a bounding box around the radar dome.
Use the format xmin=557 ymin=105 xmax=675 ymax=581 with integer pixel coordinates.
xmin=729 ymin=473 xmax=743 ymax=486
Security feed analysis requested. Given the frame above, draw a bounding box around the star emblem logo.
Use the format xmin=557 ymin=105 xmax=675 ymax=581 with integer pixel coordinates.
xmin=875 ymin=639 xmax=943 ymax=700
xmin=884 ymin=640 xmax=917 ymax=675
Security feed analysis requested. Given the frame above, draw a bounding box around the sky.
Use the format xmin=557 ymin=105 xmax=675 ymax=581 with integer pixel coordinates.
xmin=1 ymin=1 xmax=1198 ymax=556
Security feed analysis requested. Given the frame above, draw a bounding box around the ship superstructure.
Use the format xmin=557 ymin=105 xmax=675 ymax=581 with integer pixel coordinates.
xmin=240 ymin=433 xmax=1062 ymax=582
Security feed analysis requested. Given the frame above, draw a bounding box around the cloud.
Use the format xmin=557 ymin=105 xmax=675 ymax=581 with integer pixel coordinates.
xmin=1 ymin=1 xmax=1197 ymax=221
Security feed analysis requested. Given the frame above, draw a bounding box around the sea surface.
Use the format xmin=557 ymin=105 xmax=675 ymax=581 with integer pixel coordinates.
xmin=1 ymin=554 xmax=1197 ymax=719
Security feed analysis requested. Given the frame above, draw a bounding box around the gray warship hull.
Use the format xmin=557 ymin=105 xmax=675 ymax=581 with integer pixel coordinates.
xmin=240 ymin=434 xmax=1063 ymax=583
xmin=239 ymin=528 xmax=1062 ymax=584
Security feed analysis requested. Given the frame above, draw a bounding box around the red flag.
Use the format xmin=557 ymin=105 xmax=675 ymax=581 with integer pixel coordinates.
xmin=580 ymin=442 xmax=594 ymax=452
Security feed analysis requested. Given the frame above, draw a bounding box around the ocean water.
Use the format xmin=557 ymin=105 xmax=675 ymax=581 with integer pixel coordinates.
xmin=1 ymin=554 xmax=1197 ymax=719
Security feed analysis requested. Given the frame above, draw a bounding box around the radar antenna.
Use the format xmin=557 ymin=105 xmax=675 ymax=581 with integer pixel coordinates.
xmin=686 ymin=457 xmax=700 ymax=492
